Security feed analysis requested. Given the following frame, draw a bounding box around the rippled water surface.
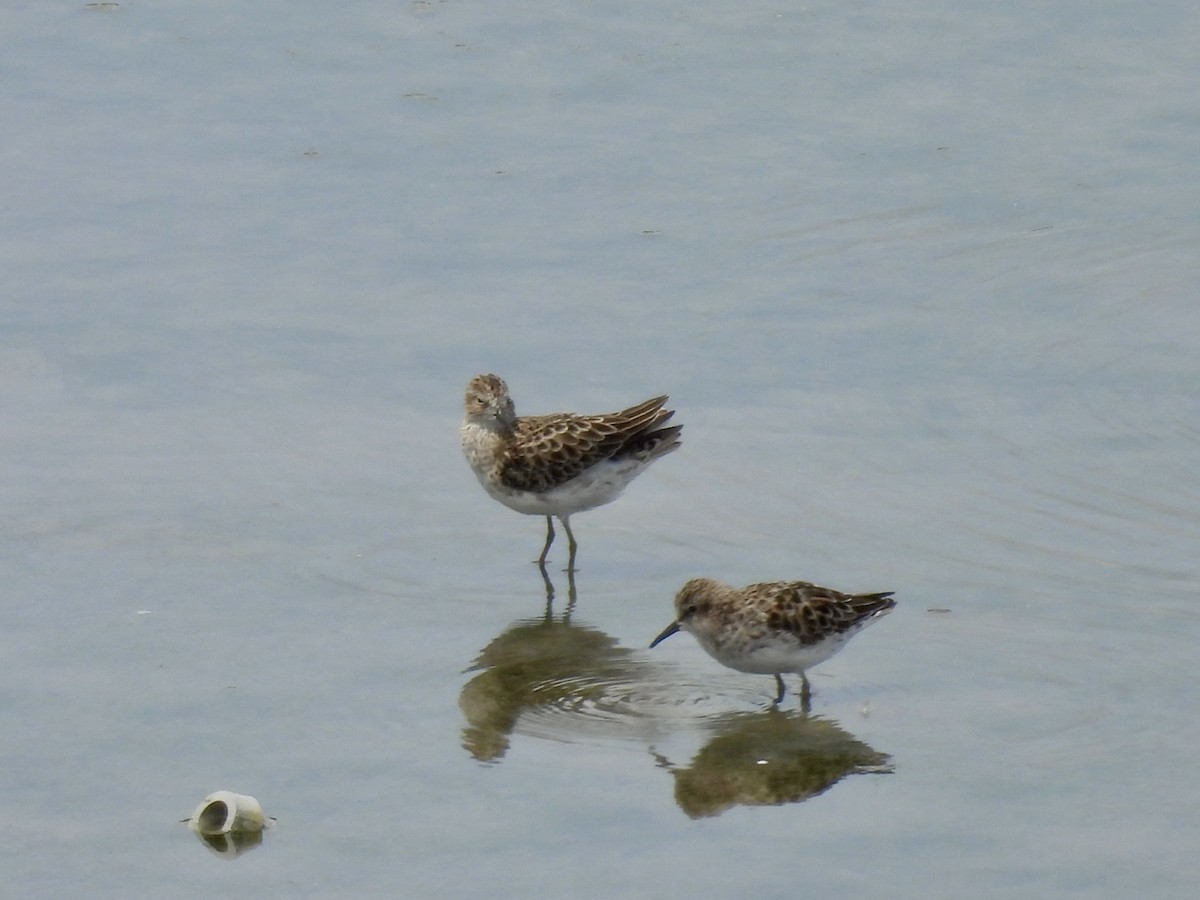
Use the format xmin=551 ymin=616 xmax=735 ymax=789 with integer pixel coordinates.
xmin=4 ymin=1 xmax=1199 ymax=897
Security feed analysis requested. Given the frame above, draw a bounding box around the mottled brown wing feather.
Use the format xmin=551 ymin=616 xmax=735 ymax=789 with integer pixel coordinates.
xmin=498 ymin=397 xmax=676 ymax=492
xmin=760 ymin=582 xmax=896 ymax=645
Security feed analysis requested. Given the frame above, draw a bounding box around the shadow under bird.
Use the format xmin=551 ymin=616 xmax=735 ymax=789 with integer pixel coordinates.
xmin=650 ymin=577 xmax=896 ymax=706
xmin=460 ymin=374 xmax=682 ymax=572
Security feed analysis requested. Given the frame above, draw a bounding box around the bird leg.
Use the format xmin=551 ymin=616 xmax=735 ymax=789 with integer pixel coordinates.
xmin=537 ymin=516 xmax=555 ymax=565
xmin=799 ymin=672 xmax=812 ymax=715
xmin=772 ymin=674 xmax=787 ymax=705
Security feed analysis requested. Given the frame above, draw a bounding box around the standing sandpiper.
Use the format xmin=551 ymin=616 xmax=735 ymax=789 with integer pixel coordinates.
xmin=650 ymin=577 xmax=895 ymax=707
xmin=460 ymin=374 xmax=682 ymax=572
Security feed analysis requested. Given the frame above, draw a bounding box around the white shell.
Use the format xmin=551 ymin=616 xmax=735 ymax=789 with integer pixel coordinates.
xmin=187 ymin=791 xmax=266 ymax=835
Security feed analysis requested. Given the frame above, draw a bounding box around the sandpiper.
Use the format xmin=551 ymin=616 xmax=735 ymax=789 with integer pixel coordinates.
xmin=460 ymin=374 xmax=682 ymax=571
xmin=650 ymin=577 xmax=895 ymax=706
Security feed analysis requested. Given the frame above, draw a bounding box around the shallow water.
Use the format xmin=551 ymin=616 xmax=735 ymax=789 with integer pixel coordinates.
xmin=3 ymin=1 xmax=1199 ymax=897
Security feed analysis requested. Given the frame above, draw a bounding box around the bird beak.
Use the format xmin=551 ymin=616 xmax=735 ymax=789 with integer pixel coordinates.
xmin=649 ymin=620 xmax=680 ymax=648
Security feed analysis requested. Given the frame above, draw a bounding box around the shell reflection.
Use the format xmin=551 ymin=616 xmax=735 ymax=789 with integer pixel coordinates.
xmin=656 ymin=710 xmax=892 ymax=819
xmin=191 ymin=828 xmax=265 ymax=858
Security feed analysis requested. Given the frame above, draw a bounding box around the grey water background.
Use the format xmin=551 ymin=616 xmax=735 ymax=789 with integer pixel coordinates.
xmin=3 ymin=0 xmax=1198 ymax=896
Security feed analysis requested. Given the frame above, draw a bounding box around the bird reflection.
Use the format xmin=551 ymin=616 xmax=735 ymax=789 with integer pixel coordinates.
xmin=653 ymin=709 xmax=892 ymax=819
xmin=459 ymin=580 xmax=640 ymax=762
xmin=536 ymin=560 xmax=576 ymax=613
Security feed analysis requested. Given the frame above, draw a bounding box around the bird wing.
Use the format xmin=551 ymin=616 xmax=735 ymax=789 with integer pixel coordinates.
xmin=498 ymin=397 xmax=673 ymax=492
xmin=756 ymin=582 xmax=896 ymax=645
